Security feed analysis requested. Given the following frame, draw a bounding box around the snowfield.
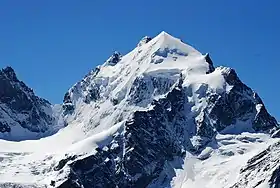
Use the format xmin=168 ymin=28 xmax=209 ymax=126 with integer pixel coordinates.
xmin=173 ymin=133 xmax=279 ymax=188
xmin=0 ymin=131 xmax=278 ymax=187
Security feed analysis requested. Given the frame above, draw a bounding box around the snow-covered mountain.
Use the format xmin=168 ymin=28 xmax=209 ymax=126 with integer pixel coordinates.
xmin=0 ymin=67 xmax=56 ymax=141
xmin=0 ymin=31 xmax=279 ymax=188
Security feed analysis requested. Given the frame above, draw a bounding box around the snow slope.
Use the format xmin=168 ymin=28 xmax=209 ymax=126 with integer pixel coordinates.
xmin=173 ymin=133 xmax=280 ymax=188
xmin=0 ymin=31 xmax=279 ymax=188
xmin=62 ymin=31 xmax=211 ymax=131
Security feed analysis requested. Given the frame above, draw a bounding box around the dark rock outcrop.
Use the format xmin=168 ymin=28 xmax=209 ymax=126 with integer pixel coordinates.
xmin=205 ymin=53 xmax=215 ymax=74
xmin=137 ymin=36 xmax=152 ymax=47
xmin=105 ymin=51 xmax=122 ymax=66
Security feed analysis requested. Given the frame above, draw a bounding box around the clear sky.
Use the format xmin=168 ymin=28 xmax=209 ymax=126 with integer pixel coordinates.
xmin=0 ymin=0 xmax=279 ymax=119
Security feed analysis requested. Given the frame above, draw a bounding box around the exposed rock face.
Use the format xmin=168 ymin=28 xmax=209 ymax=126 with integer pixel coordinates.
xmin=0 ymin=67 xmax=53 ymax=138
xmin=205 ymin=67 xmax=277 ymax=133
xmin=137 ymin=36 xmax=152 ymax=47
xmin=205 ymin=53 xmax=215 ymax=73
xmin=105 ymin=51 xmax=122 ymax=66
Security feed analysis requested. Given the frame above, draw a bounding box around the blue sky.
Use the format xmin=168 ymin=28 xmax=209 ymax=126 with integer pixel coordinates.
xmin=0 ymin=0 xmax=279 ymax=119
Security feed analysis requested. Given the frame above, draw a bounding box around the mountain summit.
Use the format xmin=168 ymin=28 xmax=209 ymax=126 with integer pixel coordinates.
xmin=0 ymin=32 xmax=279 ymax=188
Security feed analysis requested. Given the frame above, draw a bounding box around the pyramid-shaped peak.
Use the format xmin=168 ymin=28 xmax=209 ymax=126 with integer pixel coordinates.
xmin=151 ymin=31 xmax=201 ymax=56
xmin=158 ymin=31 xmax=172 ymax=37
xmin=1 ymin=66 xmax=18 ymax=81
xmin=154 ymin=31 xmax=177 ymax=41
xmin=137 ymin=31 xmax=180 ymax=48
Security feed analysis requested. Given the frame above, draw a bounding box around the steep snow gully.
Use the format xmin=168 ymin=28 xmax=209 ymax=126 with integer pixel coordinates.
xmin=0 ymin=31 xmax=279 ymax=188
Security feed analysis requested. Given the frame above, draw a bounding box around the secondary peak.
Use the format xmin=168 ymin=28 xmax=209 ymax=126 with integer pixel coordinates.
xmin=137 ymin=36 xmax=152 ymax=47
